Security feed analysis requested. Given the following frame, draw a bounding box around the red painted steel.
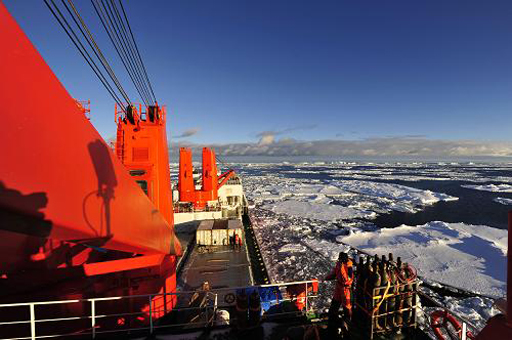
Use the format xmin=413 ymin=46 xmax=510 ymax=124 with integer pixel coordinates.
xmin=0 ymin=3 xmax=179 ymax=258
xmin=218 ymin=170 xmax=236 ymax=189
xmin=178 ymin=147 xmax=195 ymax=202
xmin=177 ymin=147 xmax=233 ymax=208
xmin=114 ymin=103 xmax=180 ymax=255
xmin=84 ymin=254 xmax=166 ymax=276
xmin=201 ymin=147 xmax=218 ymax=200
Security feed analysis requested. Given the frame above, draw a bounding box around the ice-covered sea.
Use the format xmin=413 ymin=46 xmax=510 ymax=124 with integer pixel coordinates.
xmin=228 ymin=161 xmax=511 ymax=331
xmin=169 ymin=161 xmax=511 ymax=330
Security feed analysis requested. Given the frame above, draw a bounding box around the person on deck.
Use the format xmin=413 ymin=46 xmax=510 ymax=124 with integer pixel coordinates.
xmin=234 ymin=233 xmax=242 ymax=250
xmin=325 ymin=251 xmax=354 ymax=338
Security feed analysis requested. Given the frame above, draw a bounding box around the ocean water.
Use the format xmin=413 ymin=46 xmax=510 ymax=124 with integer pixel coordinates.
xmin=234 ymin=162 xmax=512 ymax=229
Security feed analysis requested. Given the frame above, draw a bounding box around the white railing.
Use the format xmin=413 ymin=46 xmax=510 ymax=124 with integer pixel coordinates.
xmin=0 ymin=280 xmax=319 ymax=340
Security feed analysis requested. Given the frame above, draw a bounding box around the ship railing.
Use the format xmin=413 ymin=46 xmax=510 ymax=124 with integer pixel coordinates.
xmin=209 ymin=279 xmax=322 ymax=319
xmin=417 ymin=290 xmax=479 ymax=340
xmin=0 ymin=280 xmax=320 ymax=340
xmin=173 ymin=204 xmax=222 ymax=213
xmin=0 ymin=290 xmax=218 ymax=340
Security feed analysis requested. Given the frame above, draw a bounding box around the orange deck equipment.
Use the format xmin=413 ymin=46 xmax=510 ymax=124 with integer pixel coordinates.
xmin=177 ymin=147 xmax=236 ymax=208
xmin=114 ymin=103 xmax=177 ymax=235
xmin=195 ymin=147 xmax=219 ymax=205
xmin=178 ymin=147 xmax=195 ymax=202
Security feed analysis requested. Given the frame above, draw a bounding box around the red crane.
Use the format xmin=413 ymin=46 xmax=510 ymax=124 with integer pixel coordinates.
xmin=178 ymin=147 xmax=236 ymax=208
xmin=0 ymin=2 xmax=180 ymax=322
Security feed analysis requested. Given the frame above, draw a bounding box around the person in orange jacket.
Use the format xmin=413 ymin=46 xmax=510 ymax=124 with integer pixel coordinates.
xmin=234 ymin=233 xmax=242 ymax=250
xmin=325 ymin=251 xmax=354 ymax=337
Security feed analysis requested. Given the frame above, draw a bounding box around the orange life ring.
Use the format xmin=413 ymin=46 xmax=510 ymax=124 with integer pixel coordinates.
xmin=430 ymin=310 xmax=474 ymax=340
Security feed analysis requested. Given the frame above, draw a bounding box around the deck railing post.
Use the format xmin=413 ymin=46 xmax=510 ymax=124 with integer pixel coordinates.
xmin=214 ymin=293 xmax=218 ymax=325
xmin=149 ymin=295 xmax=153 ymax=334
xmin=91 ymin=300 xmax=96 ymax=339
xmin=305 ymin=282 xmax=308 ymax=312
xmin=29 ymin=303 xmax=35 ymax=340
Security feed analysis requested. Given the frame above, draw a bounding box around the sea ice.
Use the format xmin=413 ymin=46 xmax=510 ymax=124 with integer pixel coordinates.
xmin=246 ymin=173 xmax=458 ymax=221
xmin=338 ymin=221 xmax=507 ymax=297
xmin=263 ymin=199 xmax=376 ymax=222
xmin=494 ymin=197 xmax=512 ymax=205
xmin=462 ymin=183 xmax=512 ymax=193
xmin=332 ymin=180 xmax=458 ymax=205
xmin=330 ymin=179 xmax=458 ymax=212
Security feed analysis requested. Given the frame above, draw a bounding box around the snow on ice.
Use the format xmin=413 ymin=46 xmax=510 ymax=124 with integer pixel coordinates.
xmin=339 ymin=221 xmax=507 ymax=297
xmin=462 ymin=183 xmax=512 ymax=193
xmin=331 ymin=179 xmax=458 ymax=213
xmin=494 ymin=197 xmax=512 ymax=205
xmin=249 ymin=176 xmax=457 ymax=218
xmin=265 ymin=200 xmax=375 ymax=221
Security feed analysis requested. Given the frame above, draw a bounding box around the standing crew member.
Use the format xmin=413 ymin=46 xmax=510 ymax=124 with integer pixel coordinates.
xmin=234 ymin=233 xmax=242 ymax=250
xmin=325 ymin=252 xmax=354 ymax=337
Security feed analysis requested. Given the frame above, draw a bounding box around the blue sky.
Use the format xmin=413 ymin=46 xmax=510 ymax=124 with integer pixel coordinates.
xmin=4 ymin=1 xmax=512 ymax=157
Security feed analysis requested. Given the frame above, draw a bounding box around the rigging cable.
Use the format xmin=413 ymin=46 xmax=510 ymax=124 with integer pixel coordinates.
xmin=92 ymin=0 xmax=156 ymax=105
xmin=107 ymin=0 xmax=153 ymax=104
xmin=92 ymin=0 xmax=151 ymax=106
xmin=44 ymin=0 xmax=127 ymax=110
xmin=61 ymin=0 xmax=131 ymax=106
xmin=117 ymin=0 xmax=157 ymax=103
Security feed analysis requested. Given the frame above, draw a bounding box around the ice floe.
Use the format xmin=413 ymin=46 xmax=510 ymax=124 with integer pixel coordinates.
xmin=494 ymin=197 xmax=512 ymax=205
xmin=263 ymin=200 xmax=376 ymax=222
xmin=246 ymin=174 xmax=457 ymax=219
xmin=339 ymin=221 xmax=507 ymax=297
xmin=462 ymin=183 xmax=512 ymax=193
xmin=330 ymin=179 xmax=458 ymax=213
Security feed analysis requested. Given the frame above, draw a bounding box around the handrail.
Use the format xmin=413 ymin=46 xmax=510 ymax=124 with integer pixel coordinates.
xmin=0 ymin=280 xmax=320 ymax=340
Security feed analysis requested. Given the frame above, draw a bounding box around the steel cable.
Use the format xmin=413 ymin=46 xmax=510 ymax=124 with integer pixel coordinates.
xmin=92 ymin=0 xmax=150 ymax=106
xmin=117 ymin=0 xmax=157 ymax=103
xmin=44 ymin=0 xmax=126 ymax=110
xmin=101 ymin=0 xmax=152 ymax=105
xmin=62 ymin=0 xmax=131 ymax=105
xmin=108 ymin=0 xmax=154 ymax=104
xmin=46 ymin=0 xmax=158 ymax=111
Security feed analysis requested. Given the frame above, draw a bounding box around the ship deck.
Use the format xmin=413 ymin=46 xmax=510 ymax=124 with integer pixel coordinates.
xmin=175 ymin=219 xmax=253 ymax=293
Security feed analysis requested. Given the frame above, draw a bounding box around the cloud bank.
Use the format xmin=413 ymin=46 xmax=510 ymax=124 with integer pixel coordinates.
xmin=173 ymin=128 xmax=200 ymax=139
xmin=256 ymin=125 xmax=317 ymax=145
xmin=175 ymin=136 xmax=512 ymax=159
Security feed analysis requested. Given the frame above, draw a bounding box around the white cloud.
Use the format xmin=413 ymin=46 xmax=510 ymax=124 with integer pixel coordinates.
xmin=173 ymin=128 xmax=200 ymax=139
xmin=173 ymin=136 xmax=512 ymax=159
xmin=255 ymin=125 xmax=317 ymax=145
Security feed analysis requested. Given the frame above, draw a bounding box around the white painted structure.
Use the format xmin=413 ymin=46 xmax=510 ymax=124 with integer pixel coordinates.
xmin=196 ymin=220 xmax=214 ymax=245
xmin=173 ymin=174 xmax=248 ymax=225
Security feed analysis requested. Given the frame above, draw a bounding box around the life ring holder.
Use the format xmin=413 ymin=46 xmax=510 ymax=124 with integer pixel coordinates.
xmin=396 ymin=264 xmax=417 ymax=283
xmin=430 ymin=310 xmax=474 ymax=340
xmin=224 ymin=293 xmax=236 ymax=304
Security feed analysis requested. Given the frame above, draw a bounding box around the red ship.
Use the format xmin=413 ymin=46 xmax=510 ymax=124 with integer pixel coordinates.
xmin=1 ymin=2 xmax=511 ymax=340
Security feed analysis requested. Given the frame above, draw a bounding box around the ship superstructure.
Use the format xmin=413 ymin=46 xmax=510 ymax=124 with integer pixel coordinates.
xmin=173 ymin=147 xmax=248 ymax=224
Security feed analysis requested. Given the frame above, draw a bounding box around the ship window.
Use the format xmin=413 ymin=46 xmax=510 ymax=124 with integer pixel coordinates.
xmin=136 ymin=180 xmax=148 ymax=195
xmin=130 ymin=169 xmax=146 ymax=176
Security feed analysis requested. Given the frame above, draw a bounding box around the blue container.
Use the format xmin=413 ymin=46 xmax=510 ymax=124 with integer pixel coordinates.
xmin=257 ymin=286 xmax=282 ymax=312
